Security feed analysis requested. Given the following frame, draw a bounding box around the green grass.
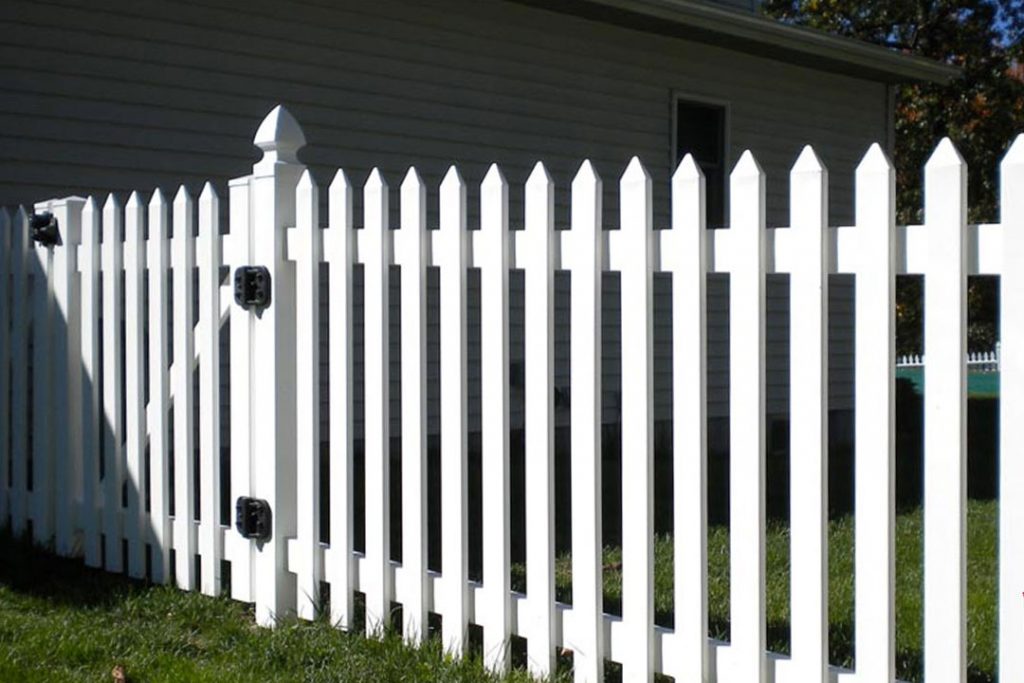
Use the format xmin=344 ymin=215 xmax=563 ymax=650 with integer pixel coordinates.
xmin=0 ymin=501 xmax=997 ymax=682
xmin=0 ymin=533 xmax=554 ymax=683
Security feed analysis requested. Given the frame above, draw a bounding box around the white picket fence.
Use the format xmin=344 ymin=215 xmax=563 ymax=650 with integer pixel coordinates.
xmin=1 ymin=105 xmax=1022 ymax=683
xmin=897 ymin=342 xmax=1001 ymax=372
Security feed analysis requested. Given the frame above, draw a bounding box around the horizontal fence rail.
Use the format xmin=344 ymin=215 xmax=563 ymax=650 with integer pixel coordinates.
xmin=1 ymin=105 xmax=1022 ymax=683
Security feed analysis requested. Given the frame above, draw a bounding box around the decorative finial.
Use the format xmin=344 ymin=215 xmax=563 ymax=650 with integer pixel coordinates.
xmin=253 ymin=105 xmax=307 ymax=167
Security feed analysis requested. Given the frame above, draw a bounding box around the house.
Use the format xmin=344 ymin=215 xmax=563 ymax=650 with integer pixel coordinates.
xmin=1 ymin=0 xmax=954 ymax=529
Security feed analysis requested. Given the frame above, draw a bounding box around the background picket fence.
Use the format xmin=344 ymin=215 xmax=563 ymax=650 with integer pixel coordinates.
xmin=896 ymin=343 xmax=1001 ymax=373
xmin=1 ymin=105 xmax=1022 ymax=683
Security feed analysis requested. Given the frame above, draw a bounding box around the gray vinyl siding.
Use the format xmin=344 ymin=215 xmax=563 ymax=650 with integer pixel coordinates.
xmin=2 ymin=0 xmax=880 ymax=436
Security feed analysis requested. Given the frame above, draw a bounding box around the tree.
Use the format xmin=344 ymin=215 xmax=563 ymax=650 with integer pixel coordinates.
xmin=761 ymin=0 xmax=1024 ymax=354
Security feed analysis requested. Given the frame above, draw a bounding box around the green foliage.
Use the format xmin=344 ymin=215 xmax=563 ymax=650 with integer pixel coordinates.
xmin=761 ymin=0 xmax=1023 ymax=353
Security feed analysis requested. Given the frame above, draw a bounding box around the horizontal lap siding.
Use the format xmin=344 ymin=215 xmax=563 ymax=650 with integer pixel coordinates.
xmin=0 ymin=0 xmax=883 ymax=427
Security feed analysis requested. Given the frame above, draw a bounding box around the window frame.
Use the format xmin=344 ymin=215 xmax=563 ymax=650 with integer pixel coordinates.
xmin=670 ymin=91 xmax=731 ymax=227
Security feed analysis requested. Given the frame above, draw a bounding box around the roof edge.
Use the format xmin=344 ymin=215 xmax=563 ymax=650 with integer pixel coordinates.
xmin=513 ymin=0 xmax=960 ymax=84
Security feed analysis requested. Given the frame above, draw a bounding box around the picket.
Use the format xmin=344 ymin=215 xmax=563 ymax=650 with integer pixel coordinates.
xmin=30 ymin=203 xmax=54 ymax=546
xmin=785 ymin=147 xmax=829 ymax=683
xmin=438 ymin=165 xmax=470 ymax=653
xmin=661 ymin=154 xmax=707 ymax=683
xmin=999 ymin=135 xmax=1024 ymax=683
xmin=324 ymin=169 xmax=355 ymax=629
xmin=124 ymin=192 xmax=147 ymax=579
xmin=522 ymin=162 xmax=557 ymax=677
xmin=609 ymin=157 xmax=656 ymax=681
xmin=172 ymin=187 xmax=196 ymax=588
xmin=362 ymin=167 xmax=392 ymax=632
xmin=726 ymin=151 xmax=768 ymax=683
xmin=227 ymin=175 xmax=253 ymax=601
xmin=10 ymin=207 xmax=29 ymax=536
xmin=148 ymin=189 xmax=172 ymax=584
xmin=0 ymin=208 xmax=9 ymax=526
xmin=922 ymin=139 xmax=969 ymax=683
xmin=565 ymin=160 xmax=605 ymax=683
xmin=852 ymin=143 xmax=897 ymax=683
xmin=396 ymin=167 xmax=429 ymax=643
xmin=198 ymin=183 xmax=223 ymax=597
xmin=80 ymin=198 xmax=102 ymax=567
xmin=7 ymin=106 xmax=1024 ymax=683
xmin=294 ymin=169 xmax=322 ymax=619
xmin=478 ymin=163 xmax=512 ymax=671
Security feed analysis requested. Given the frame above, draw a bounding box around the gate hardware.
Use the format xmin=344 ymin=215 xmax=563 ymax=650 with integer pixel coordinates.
xmin=235 ymin=496 xmax=272 ymax=541
xmin=29 ymin=212 xmax=61 ymax=247
xmin=234 ymin=266 xmax=271 ymax=310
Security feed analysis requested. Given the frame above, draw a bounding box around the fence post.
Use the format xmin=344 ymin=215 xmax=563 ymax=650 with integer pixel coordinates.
xmin=999 ymin=135 xmax=1024 ymax=683
xmin=49 ymin=198 xmax=84 ymax=558
xmin=246 ymin=105 xmax=305 ymax=625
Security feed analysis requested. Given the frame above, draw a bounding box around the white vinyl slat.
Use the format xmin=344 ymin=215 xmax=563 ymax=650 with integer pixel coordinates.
xmin=30 ymin=203 xmax=55 ymax=546
xmin=362 ymin=167 xmax=392 ymax=631
xmin=148 ymin=190 xmax=172 ymax=584
xmin=10 ymin=208 xmax=29 ymax=536
xmin=227 ymin=176 xmax=253 ymax=601
xmin=999 ymin=135 xmax=1024 ymax=683
xmin=124 ymin=192 xmax=147 ymax=578
xmin=80 ymin=198 xmax=102 ymax=567
xmin=295 ymin=169 xmax=322 ymax=618
xmin=522 ymin=162 xmax=557 ymax=677
xmin=565 ymin=161 xmax=604 ymax=683
xmin=852 ymin=144 xmax=896 ymax=683
xmin=661 ymin=155 xmax=708 ymax=683
xmin=438 ymin=166 xmax=469 ymax=654
xmin=785 ymin=147 xmax=829 ymax=683
xmin=726 ymin=151 xmax=767 ymax=683
xmin=172 ymin=187 xmax=196 ymax=588
xmin=608 ymin=157 xmax=655 ymax=681
xmin=396 ymin=167 xmax=428 ymax=643
xmin=325 ymin=170 xmax=355 ymax=629
xmin=478 ymin=164 xmax=511 ymax=672
xmin=198 ymin=182 xmax=223 ymax=596
xmin=922 ymin=139 xmax=968 ymax=683
xmin=0 ymin=208 xmax=10 ymax=527
xmin=101 ymin=194 xmax=124 ymax=573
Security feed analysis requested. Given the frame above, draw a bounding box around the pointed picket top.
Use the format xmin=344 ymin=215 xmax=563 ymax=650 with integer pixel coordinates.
xmin=83 ymin=197 xmax=99 ymax=234
xmin=199 ymin=181 xmax=218 ymax=211
xmin=330 ymin=168 xmax=352 ymax=194
xmin=174 ymin=184 xmax=191 ymax=203
xmin=527 ymin=160 xmax=554 ymax=189
xmin=619 ymin=156 xmax=651 ymax=240
xmin=856 ymin=143 xmax=893 ymax=176
xmin=440 ymin=164 xmax=465 ymax=194
xmin=102 ymin=193 xmax=121 ymax=214
xmin=366 ymin=167 xmax=388 ymax=194
xmin=401 ymin=166 xmax=425 ymax=207
xmin=297 ymin=167 xmax=317 ymax=192
xmin=926 ymin=137 xmax=966 ymax=169
xmin=573 ymin=159 xmax=602 ymax=187
xmin=792 ymin=145 xmax=827 ymax=175
xmin=150 ymin=188 xmax=168 ymax=211
xmin=482 ymin=162 xmax=507 ymax=191
xmin=621 ymin=155 xmax=651 ymax=186
xmin=125 ymin=192 xmax=144 ymax=242
xmin=673 ymin=154 xmax=704 ymax=183
xmin=1001 ymin=133 xmax=1024 ymax=171
xmin=254 ymin=105 xmax=306 ymax=166
xmin=732 ymin=149 xmax=764 ymax=179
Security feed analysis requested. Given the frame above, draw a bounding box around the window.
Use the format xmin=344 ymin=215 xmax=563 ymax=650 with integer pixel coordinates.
xmin=674 ymin=98 xmax=727 ymax=227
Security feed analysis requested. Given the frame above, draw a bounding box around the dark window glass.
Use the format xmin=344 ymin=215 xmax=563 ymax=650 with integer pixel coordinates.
xmin=675 ymin=100 xmax=726 ymax=227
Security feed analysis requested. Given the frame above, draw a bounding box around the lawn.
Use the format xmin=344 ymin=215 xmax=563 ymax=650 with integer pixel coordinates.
xmin=0 ymin=500 xmax=997 ymax=682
